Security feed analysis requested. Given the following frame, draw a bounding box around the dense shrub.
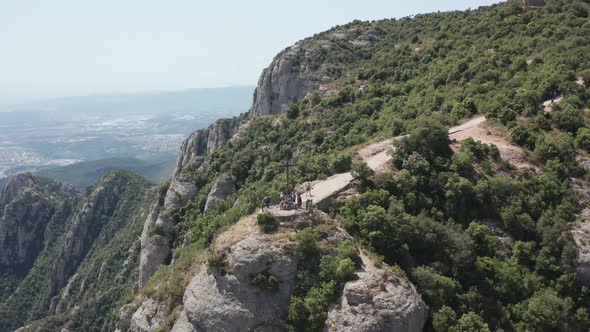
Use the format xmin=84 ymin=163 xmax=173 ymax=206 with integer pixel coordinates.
xmin=257 ymin=212 xmax=278 ymax=233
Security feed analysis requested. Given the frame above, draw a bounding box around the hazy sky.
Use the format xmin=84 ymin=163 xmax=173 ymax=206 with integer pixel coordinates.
xmin=0 ymin=0 xmax=500 ymax=104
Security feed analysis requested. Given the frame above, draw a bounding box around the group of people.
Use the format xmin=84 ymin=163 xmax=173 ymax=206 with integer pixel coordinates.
xmin=261 ymin=182 xmax=314 ymax=211
xmin=279 ymin=190 xmax=302 ymax=210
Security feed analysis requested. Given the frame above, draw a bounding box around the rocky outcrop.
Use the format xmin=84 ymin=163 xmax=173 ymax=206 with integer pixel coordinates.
xmin=0 ymin=173 xmax=78 ymax=273
xmin=138 ymin=212 xmax=427 ymax=332
xmin=139 ymin=117 xmax=243 ymax=286
xmin=251 ymin=42 xmax=336 ymax=117
xmin=162 ymin=214 xmax=298 ymax=331
xmin=325 ymin=253 xmax=428 ymax=332
xmin=204 ymin=173 xmax=236 ymax=212
xmin=174 ymin=117 xmax=243 ymax=177
xmin=171 ymin=310 xmax=196 ymax=332
xmin=2 ymin=171 xmax=153 ymax=332
xmin=49 ymin=172 xmax=128 ymax=294
xmin=119 ymin=299 xmax=142 ymax=330
xmin=130 ymin=297 xmax=168 ymax=332
xmin=180 ymin=236 xmax=298 ymax=331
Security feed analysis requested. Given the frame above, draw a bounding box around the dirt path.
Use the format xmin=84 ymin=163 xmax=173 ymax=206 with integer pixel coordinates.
xmin=449 ymin=117 xmax=538 ymax=170
xmin=543 ymin=97 xmax=563 ymax=113
xmin=448 ymin=116 xmax=486 ymax=134
xmin=273 ymin=115 xmax=534 ymax=210
xmin=307 ymin=117 xmax=490 ymax=206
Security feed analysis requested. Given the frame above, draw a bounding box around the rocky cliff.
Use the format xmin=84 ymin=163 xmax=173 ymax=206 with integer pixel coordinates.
xmin=1 ymin=171 xmax=154 ymax=332
xmin=137 ymin=31 xmax=354 ymax=285
xmin=129 ymin=212 xmax=428 ymax=332
xmin=325 ymin=254 xmax=428 ymax=331
xmin=251 ymin=43 xmax=327 ymax=116
xmin=0 ymin=173 xmax=78 ymax=274
xmin=139 ymin=116 xmax=245 ymax=286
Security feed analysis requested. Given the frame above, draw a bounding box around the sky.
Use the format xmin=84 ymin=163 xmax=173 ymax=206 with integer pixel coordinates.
xmin=0 ymin=0 xmax=500 ymax=104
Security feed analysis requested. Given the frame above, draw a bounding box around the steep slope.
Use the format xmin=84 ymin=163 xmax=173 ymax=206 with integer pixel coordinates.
xmin=139 ymin=116 xmax=246 ymax=286
xmin=3 ymin=0 xmax=590 ymax=331
xmin=0 ymin=174 xmax=79 ymax=301
xmin=0 ymin=171 xmax=155 ymax=332
xmin=130 ymin=1 xmax=590 ymax=331
xmin=130 ymin=211 xmax=427 ymax=332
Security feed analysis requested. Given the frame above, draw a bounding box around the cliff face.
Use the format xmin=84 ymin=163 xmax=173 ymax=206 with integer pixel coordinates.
xmin=325 ymin=254 xmax=428 ymax=331
xmin=1 ymin=171 xmax=154 ymax=332
xmin=49 ymin=171 xmax=143 ymax=299
xmin=251 ymin=42 xmax=335 ymax=117
xmin=139 ymin=117 xmax=244 ymax=286
xmin=130 ymin=212 xmax=427 ymax=332
xmin=0 ymin=173 xmax=78 ymax=274
xmin=138 ymin=34 xmax=347 ymax=285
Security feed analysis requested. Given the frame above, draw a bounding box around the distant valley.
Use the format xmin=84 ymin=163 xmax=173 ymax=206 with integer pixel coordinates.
xmin=0 ymin=86 xmax=253 ymax=188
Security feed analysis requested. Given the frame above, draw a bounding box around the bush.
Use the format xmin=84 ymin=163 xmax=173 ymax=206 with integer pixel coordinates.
xmin=533 ymin=133 xmax=576 ymax=165
xmin=433 ymin=306 xmax=458 ymax=332
xmin=286 ymin=103 xmax=300 ymax=119
xmin=257 ymin=212 xmax=278 ymax=233
xmin=576 ymin=127 xmax=590 ymax=151
xmin=411 ymin=266 xmax=459 ymax=309
xmin=351 ymin=161 xmax=375 ymax=183
xmin=251 ymin=270 xmax=280 ymax=290
xmin=552 ymin=106 xmax=584 ymax=133
xmin=332 ymin=154 xmax=352 ymax=173
xmin=296 ymin=228 xmax=319 ymax=259
xmin=207 ymin=254 xmax=227 ymax=276
xmin=510 ymin=124 xmax=538 ymax=149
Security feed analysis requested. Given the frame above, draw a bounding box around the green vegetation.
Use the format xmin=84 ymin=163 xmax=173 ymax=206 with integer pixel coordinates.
xmin=287 ymin=233 xmax=359 ymax=331
xmin=5 ymin=0 xmax=590 ymax=330
xmin=257 ymin=212 xmax=279 ymax=233
xmin=250 ymin=269 xmax=280 ymax=290
xmin=207 ymin=254 xmax=228 ymax=276
xmin=0 ymin=171 xmax=155 ymax=332
xmin=153 ymin=1 xmax=590 ymax=330
xmin=340 ymin=119 xmax=589 ymax=330
xmin=36 ymin=157 xmax=175 ymax=190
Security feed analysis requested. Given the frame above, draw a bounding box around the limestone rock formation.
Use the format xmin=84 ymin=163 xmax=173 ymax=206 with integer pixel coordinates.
xmin=324 ymin=254 xmax=428 ymax=332
xmin=130 ymin=297 xmax=168 ymax=332
xmin=251 ymin=42 xmax=335 ymax=117
xmin=180 ymin=235 xmax=298 ymax=331
xmin=139 ymin=117 xmax=243 ymax=286
xmin=2 ymin=171 xmax=153 ymax=332
xmin=138 ymin=213 xmax=428 ymax=332
xmin=0 ymin=173 xmax=78 ymax=272
xmin=49 ymin=171 xmax=128 ymax=294
xmin=171 ymin=310 xmax=196 ymax=332
xmin=203 ymin=173 xmax=237 ymax=212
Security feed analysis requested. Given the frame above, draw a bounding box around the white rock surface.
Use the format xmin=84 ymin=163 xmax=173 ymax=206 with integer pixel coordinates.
xmin=204 ymin=173 xmax=236 ymax=212
xmin=130 ymin=297 xmax=167 ymax=332
xmin=324 ymin=253 xmax=428 ymax=332
xmin=251 ymin=42 xmax=334 ymax=116
xmin=181 ymin=234 xmax=298 ymax=331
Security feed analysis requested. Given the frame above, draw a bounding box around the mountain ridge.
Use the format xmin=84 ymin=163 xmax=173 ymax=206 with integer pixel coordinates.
xmin=4 ymin=0 xmax=590 ymax=331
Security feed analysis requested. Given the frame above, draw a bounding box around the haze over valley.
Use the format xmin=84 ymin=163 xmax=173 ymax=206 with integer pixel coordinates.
xmin=0 ymin=86 xmax=253 ymax=186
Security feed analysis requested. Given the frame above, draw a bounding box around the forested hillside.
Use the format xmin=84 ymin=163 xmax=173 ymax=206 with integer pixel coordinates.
xmin=135 ymin=1 xmax=590 ymax=330
xmin=0 ymin=171 xmax=155 ymax=331
xmin=4 ymin=0 xmax=590 ymax=331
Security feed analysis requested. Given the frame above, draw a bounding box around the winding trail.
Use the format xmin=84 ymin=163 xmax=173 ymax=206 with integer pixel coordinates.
xmin=306 ymin=116 xmax=490 ymax=206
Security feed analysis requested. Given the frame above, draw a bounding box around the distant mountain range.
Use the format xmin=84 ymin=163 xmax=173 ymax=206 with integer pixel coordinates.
xmin=0 ymin=157 xmax=175 ymax=191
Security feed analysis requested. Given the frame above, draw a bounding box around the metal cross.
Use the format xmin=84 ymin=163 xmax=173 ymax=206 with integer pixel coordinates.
xmin=279 ymin=160 xmax=297 ymax=191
